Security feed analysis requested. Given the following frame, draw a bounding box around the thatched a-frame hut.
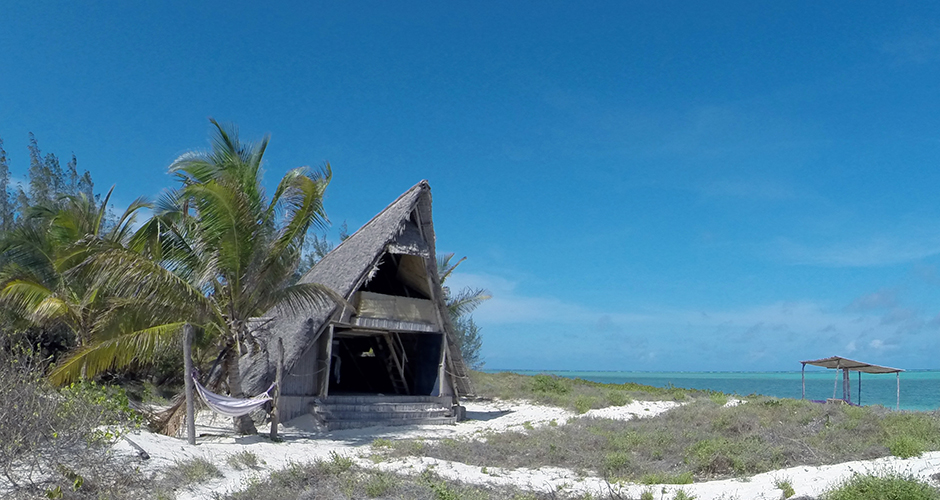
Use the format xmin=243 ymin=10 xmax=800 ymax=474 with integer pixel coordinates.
xmin=239 ymin=181 xmax=473 ymax=429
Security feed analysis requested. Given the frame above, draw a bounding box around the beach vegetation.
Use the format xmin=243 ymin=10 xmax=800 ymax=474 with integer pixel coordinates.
xmin=470 ymin=370 xmax=703 ymax=413
xmin=0 ymin=347 xmax=149 ymax=498
xmin=708 ymin=392 xmax=728 ymax=407
xmin=606 ymin=390 xmax=632 ymax=406
xmin=439 ymin=253 xmax=490 ymax=370
xmin=887 ymin=435 xmax=925 ymax=459
xmin=574 ymin=394 xmax=595 ymax=414
xmin=774 ymin=477 xmax=795 ymax=498
xmin=372 ymin=438 xmax=394 ymax=449
xmin=363 ymin=471 xmax=399 ymax=497
xmin=163 ymin=456 xmax=223 ymax=486
xmin=388 ymin=395 xmax=940 ymax=483
xmin=220 ymin=460 xmax=558 ymax=500
xmin=822 ymin=471 xmax=940 ymax=500
xmin=226 ymin=450 xmax=262 ymax=470
xmin=45 ymin=120 xmax=340 ymax=435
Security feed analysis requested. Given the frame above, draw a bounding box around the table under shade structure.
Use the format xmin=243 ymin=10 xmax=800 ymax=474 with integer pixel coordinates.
xmin=800 ymin=356 xmax=903 ymax=410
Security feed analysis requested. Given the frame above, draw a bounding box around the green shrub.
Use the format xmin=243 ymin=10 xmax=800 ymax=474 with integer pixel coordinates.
xmin=0 ymin=348 xmax=147 ymax=497
xmin=603 ymin=451 xmax=631 ymax=475
xmin=708 ymin=392 xmax=728 ymax=407
xmin=888 ymin=435 xmax=925 ymax=458
xmin=774 ymin=477 xmax=795 ymax=498
xmin=881 ymin=413 xmax=940 ymax=458
xmin=574 ymin=395 xmax=594 ymax=414
xmin=672 ymin=489 xmax=696 ymax=500
xmin=320 ymin=451 xmax=354 ymax=474
xmin=227 ymin=450 xmax=262 ymax=470
xmin=531 ymin=374 xmax=571 ymax=394
xmin=372 ymin=438 xmax=393 ymax=449
xmin=606 ymin=390 xmax=632 ymax=406
xmin=363 ymin=472 xmax=398 ymax=497
xmin=823 ymin=472 xmax=940 ymax=500
xmin=164 ymin=457 xmax=223 ymax=485
xmin=423 ymin=470 xmax=461 ymax=500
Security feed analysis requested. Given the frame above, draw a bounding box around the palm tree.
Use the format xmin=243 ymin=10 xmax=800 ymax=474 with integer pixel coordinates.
xmin=53 ymin=120 xmax=342 ymax=434
xmin=437 ymin=253 xmax=490 ymax=369
xmin=0 ymin=188 xmax=148 ymax=351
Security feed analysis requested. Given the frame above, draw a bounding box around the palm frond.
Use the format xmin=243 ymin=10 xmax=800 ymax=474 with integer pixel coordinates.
xmin=0 ymin=279 xmax=55 ymax=314
xmin=49 ymin=322 xmax=187 ymax=385
xmin=447 ymin=286 xmax=492 ymax=320
xmin=437 ymin=253 xmax=465 ymax=283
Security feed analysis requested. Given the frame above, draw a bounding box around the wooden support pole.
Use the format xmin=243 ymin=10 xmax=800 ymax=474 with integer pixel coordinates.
xmin=832 ymin=368 xmax=839 ymax=399
xmin=858 ymin=371 xmax=861 ymax=406
xmin=843 ymin=368 xmax=851 ymax=403
xmin=897 ymin=372 xmax=900 ymax=411
xmin=801 ymin=363 xmax=805 ymax=400
xmin=320 ymin=325 xmax=335 ymax=398
xmin=183 ymin=324 xmax=196 ymax=445
xmin=269 ymin=338 xmax=284 ymax=441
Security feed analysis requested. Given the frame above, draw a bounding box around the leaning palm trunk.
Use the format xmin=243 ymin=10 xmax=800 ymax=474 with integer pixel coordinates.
xmin=224 ymin=348 xmax=257 ymax=434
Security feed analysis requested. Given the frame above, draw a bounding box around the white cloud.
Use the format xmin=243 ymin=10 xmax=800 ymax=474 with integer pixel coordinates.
xmin=460 ymin=270 xmax=938 ymax=370
xmin=774 ymin=234 xmax=940 ymax=267
xmin=847 ymin=289 xmax=898 ymax=311
xmin=447 ymin=271 xmax=654 ymax=325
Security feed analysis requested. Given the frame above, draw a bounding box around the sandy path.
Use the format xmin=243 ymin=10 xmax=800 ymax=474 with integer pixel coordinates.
xmin=113 ymin=399 xmax=940 ymax=500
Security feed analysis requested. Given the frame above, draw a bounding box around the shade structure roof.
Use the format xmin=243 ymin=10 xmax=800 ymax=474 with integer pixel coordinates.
xmin=801 ymin=356 xmax=903 ymax=374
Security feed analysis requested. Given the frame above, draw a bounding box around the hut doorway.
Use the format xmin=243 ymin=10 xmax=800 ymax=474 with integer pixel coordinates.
xmin=328 ymin=331 xmax=444 ymax=396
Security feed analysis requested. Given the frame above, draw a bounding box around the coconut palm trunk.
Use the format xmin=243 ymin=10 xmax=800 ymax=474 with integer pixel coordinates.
xmin=223 ymin=346 xmax=255 ymax=434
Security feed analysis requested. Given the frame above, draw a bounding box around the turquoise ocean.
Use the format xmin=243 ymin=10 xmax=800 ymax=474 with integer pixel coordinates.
xmin=500 ymin=370 xmax=940 ymax=412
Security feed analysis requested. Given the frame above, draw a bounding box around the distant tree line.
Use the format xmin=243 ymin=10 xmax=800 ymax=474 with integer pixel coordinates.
xmin=0 ymin=134 xmax=95 ymax=231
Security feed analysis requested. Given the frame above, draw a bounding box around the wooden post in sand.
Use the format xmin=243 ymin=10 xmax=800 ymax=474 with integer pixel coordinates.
xmin=183 ymin=324 xmax=196 ymax=445
xmin=897 ymin=372 xmax=900 ymax=411
xmin=269 ymin=338 xmax=284 ymax=440
xmin=800 ymin=363 xmax=805 ymax=400
xmin=842 ymin=368 xmax=851 ymax=403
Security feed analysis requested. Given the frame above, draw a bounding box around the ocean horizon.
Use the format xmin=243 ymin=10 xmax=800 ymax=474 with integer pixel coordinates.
xmin=487 ymin=369 xmax=940 ymax=412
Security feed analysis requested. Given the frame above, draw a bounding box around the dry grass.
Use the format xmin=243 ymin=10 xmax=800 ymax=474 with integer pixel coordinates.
xmin=389 ymin=397 xmax=940 ymax=482
xmin=822 ymin=471 xmax=940 ymax=500
xmin=0 ymin=347 xmax=154 ymax=500
xmin=469 ymin=371 xmax=711 ymax=413
xmin=221 ymin=453 xmax=559 ymax=500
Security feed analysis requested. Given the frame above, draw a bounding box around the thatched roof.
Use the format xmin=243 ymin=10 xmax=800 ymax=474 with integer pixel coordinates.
xmin=801 ymin=356 xmax=903 ymax=374
xmin=240 ymin=180 xmax=473 ymax=396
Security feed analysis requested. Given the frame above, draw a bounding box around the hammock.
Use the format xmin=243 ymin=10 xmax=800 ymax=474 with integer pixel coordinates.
xmin=192 ymin=375 xmax=276 ymax=417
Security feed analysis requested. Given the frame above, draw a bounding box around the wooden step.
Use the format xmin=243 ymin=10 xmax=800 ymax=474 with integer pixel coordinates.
xmin=323 ymin=416 xmax=458 ymax=431
xmin=312 ymin=394 xmax=456 ymax=431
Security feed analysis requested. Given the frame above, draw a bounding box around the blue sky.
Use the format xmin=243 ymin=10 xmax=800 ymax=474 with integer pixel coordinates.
xmin=4 ymin=2 xmax=940 ymax=371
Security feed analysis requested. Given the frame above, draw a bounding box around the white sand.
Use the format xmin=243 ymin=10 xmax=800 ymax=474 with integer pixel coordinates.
xmin=111 ymin=399 xmax=940 ymax=499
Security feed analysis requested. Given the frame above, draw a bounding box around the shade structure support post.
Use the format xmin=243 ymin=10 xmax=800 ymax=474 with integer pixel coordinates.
xmin=897 ymin=372 xmax=900 ymax=411
xmin=801 ymin=363 xmax=806 ymax=400
xmin=858 ymin=372 xmax=861 ymax=406
xmin=183 ymin=323 xmax=196 ymax=445
xmin=832 ymin=369 xmax=839 ymax=399
xmin=269 ymin=338 xmax=284 ymax=441
xmin=843 ymin=368 xmax=851 ymax=403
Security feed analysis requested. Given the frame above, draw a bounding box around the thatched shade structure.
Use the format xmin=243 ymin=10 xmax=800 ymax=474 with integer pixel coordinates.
xmin=238 ymin=181 xmax=472 ymax=425
xmin=800 ymin=356 xmax=903 ymax=410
